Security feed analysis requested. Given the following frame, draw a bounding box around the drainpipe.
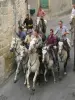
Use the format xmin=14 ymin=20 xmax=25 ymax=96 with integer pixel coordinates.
xmin=25 ymin=0 xmax=28 ymax=14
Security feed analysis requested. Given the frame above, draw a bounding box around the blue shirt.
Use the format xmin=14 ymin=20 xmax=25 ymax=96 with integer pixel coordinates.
xmin=54 ymin=26 xmax=69 ymax=40
xmin=17 ymin=31 xmax=26 ymax=40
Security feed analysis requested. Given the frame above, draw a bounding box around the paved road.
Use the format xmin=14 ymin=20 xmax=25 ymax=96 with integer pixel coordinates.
xmin=0 ymin=15 xmax=75 ymax=100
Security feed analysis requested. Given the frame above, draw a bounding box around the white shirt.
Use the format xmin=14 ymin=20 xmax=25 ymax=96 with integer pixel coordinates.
xmin=70 ymin=8 xmax=75 ymax=20
xmin=31 ymin=35 xmax=42 ymax=48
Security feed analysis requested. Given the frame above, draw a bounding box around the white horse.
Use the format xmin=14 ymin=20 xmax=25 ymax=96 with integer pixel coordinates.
xmin=25 ymin=38 xmax=40 ymax=90
xmin=42 ymin=45 xmax=56 ymax=83
xmin=58 ymin=38 xmax=71 ymax=75
xmin=10 ymin=37 xmax=28 ymax=83
xmin=19 ymin=45 xmax=29 ymax=85
xmin=19 ymin=45 xmax=28 ymax=72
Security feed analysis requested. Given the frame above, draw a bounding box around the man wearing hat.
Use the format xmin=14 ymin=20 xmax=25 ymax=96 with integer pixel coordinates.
xmin=24 ymin=29 xmax=32 ymax=49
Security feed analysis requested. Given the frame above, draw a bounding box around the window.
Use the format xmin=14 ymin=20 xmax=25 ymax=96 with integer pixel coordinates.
xmin=40 ymin=0 xmax=49 ymax=9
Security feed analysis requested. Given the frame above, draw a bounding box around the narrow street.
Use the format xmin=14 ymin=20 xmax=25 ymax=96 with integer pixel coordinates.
xmin=0 ymin=15 xmax=75 ymax=100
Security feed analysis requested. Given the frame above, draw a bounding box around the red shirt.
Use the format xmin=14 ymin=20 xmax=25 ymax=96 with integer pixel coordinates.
xmin=47 ymin=34 xmax=57 ymax=45
xmin=37 ymin=9 xmax=46 ymax=17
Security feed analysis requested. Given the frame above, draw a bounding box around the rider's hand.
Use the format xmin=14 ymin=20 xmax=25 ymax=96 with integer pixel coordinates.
xmin=63 ymin=32 xmax=69 ymax=36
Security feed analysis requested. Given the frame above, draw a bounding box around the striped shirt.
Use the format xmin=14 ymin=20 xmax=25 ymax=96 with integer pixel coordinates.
xmin=55 ymin=26 xmax=69 ymax=40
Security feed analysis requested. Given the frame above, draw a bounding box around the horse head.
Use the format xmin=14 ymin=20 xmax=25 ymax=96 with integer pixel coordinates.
xmin=10 ymin=37 xmax=18 ymax=52
xmin=19 ymin=45 xmax=28 ymax=61
xmin=58 ymin=41 xmax=63 ymax=55
xmin=42 ymin=45 xmax=49 ymax=63
xmin=29 ymin=38 xmax=37 ymax=53
xmin=10 ymin=37 xmax=21 ymax=52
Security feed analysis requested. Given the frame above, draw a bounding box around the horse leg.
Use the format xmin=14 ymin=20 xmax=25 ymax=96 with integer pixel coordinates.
xmin=52 ymin=67 xmax=56 ymax=83
xmin=64 ymin=59 xmax=68 ymax=75
xmin=57 ymin=62 xmax=60 ymax=76
xmin=24 ymin=69 xmax=27 ymax=85
xmin=57 ymin=62 xmax=62 ymax=80
xmin=44 ymin=68 xmax=48 ymax=82
xmin=23 ymin=64 xmax=25 ymax=74
xmin=67 ymin=49 xmax=70 ymax=59
xmin=14 ymin=62 xmax=20 ymax=83
xmin=32 ymin=71 xmax=38 ymax=91
xmin=27 ymin=69 xmax=31 ymax=89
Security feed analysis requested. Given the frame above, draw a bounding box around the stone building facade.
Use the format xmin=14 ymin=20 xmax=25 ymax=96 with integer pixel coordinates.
xmin=0 ymin=0 xmax=27 ymax=84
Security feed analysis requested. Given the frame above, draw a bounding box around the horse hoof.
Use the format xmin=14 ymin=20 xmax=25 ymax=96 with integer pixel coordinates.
xmin=24 ymin=82 xmax=26 ymax=86
xmin=44 ymin=79 xmax=48 ymax=83
xmin=54 ymin=80 xmax=56 ymax=83
xmin=64 ymin=72 xmax=67 ymax=75
xmin=28 ymin=87 xmax=31 ymax=91
xmin=27 ymin=86 xmax=30 ymax=90
xmin=45 ymin=80 xmax=48 ymax=83
xmin=32 ymin=88 xmax=35 ymax=91
xmin=14 ymin=79 xmax=17 ymax=83
xmin=58 ymin=76 xmax=62 ymax=81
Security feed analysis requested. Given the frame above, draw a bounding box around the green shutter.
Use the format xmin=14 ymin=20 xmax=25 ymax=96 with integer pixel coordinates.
xmin=40 ymin=0 xmax=48 ymax=8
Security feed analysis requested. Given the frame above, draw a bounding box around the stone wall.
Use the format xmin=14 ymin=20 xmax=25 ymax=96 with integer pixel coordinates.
xmin=0 ymin=0 xmax=27 ymax=84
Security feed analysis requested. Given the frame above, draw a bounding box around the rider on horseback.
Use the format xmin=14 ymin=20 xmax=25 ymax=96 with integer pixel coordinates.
xmin=37 ymin=6 xmax=46 ymax=17
xmin=33 ymin=29 xmax=42 ymax=54
xmin=46 ymin=29 xmax=58 ymax=65
xmin=17 ymin=26 xmax=26 ymax=41
xmin=23 ymin=29 xmax=33 ymax=49
xmin=33 ymin=29 xmax=44 ymax=74
xmin=23 ymin=14 xmax=33 ymax=30
xmin=55 ymin=20 xmax=70 ymax=59
xmin=37 ymin=16 xmax=46 ymax=43
xmin=39 ymin=16 xmax=46 ymax=34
